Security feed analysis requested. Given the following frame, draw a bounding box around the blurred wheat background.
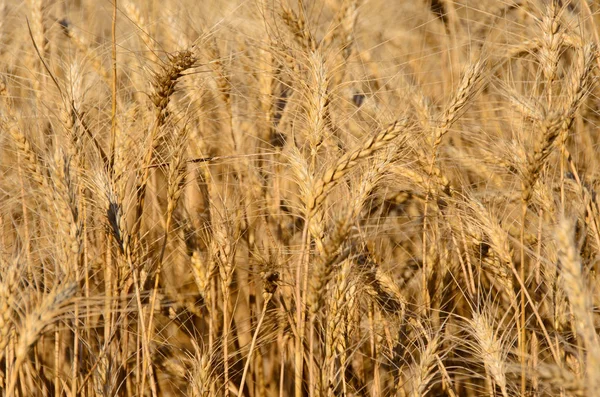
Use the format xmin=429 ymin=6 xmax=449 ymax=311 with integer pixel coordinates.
xmin=1 ymin=0 xmax=600 ymax=396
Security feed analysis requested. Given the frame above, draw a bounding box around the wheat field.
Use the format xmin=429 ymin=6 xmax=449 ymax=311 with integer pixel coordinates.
xmin=0 ymin=0 xmax=600 ymax=396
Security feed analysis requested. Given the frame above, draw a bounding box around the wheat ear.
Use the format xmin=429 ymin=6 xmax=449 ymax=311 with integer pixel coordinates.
xmin=556 ymin=217 xmax=600 ymax=395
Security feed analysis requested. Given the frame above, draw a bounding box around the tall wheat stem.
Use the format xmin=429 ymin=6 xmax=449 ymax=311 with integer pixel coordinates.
xmin=239 ymin=294 xmax=273 ymax=394
xmin=109 ymin=0 xmax=118 ymax=172
xmin=519 ymin=202 xmax=527 ymax=396
xmin=295 ymin=224 xmax=310 ymax=397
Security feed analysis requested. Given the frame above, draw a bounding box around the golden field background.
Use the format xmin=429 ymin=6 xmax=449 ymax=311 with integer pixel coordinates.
xmin=0 ymin=0 xmax=600 ymax=396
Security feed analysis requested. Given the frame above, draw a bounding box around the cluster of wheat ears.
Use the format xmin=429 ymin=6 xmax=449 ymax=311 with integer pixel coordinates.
xmin=1 ymin=0 xmax=600 ymax=396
